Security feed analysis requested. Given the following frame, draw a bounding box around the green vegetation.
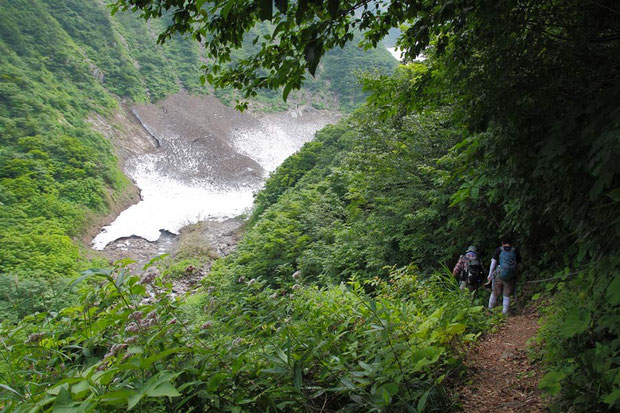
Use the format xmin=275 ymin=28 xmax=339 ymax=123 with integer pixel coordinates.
xmin=0 ymin=0 xmax=124 ymax=286
xmin=228 ymin=100 xmax=468 ymax=284
xmin=0 ymin=65 xmax=499 ymax=410
xmin=1 ymin=0 xmax=618 ymax=411
xmin=160 ymin=222 xmax=218 ymax=279
xmin=320 ymin=40 xmax=397 ymax=112
xmin=0 ymin=261 xmax=492 ymax=411
xmin=0 ymin=0 xmax=210 ymax=319
xmin=110 ymin=0 xmax=405 ymax=108
xmin=212 ymin=28 xmax=398 ymax=112
xmin=0 ymin=0 xmax=393 ymax=299
xmin=109 ymin=0 xmax=618 ymax=409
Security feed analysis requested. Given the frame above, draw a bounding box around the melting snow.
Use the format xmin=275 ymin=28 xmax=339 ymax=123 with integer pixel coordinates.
xmin=92 ymin=109 xmax=335 ymax=250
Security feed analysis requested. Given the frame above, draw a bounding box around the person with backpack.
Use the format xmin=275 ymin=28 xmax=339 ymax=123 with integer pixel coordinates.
xmin=487 ymin=235 xmax=522 ymax=315
xmin=452 ymin=246 xmax=484 ymax=290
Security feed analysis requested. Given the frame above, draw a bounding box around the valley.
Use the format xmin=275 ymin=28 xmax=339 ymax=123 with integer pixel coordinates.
xmin=90 ymin=91 xmax=339 ymax=269
xmin=0 ymin=0 xmax=617 ymax=411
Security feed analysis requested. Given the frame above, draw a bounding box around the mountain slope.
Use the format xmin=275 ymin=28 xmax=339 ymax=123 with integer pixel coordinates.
xmin=0 ymin=0 xmax=397 ymax=319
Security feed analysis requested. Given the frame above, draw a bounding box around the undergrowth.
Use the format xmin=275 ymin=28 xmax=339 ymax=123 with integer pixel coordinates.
xmin=0 ymin=260 xmax=491 ymax=412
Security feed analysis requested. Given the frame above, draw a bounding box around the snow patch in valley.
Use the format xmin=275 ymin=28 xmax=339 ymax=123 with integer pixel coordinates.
xmin=92 ymin=103 xmax=338 ymax=250
xmin=91 ymin=157 xmax=255 ymax=250
xmin=232 ymin=114 xmax=320 ymax=174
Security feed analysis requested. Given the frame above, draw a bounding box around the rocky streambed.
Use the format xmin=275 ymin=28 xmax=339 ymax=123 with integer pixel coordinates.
xmin=89 ymin=91 xmax=339 ymax=282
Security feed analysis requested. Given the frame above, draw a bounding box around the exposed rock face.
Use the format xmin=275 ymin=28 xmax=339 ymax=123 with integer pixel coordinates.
xmin=131 ymin=92 xmax=265 ymax=188
xmin=88 ymin=103 xmax=159 ymax=166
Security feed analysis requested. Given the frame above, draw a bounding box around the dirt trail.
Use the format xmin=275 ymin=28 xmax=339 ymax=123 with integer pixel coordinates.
xmin=458 ymin=311 xmax=546 ymax=412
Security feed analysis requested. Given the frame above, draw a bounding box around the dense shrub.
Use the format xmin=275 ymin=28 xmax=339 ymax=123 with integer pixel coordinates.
xmin=0 ymin=261 xmax=491 ymax=411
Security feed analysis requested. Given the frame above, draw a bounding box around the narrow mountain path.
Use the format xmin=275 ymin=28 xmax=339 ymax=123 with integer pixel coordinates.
xmin=458 ymin=310 xmax=546 ymax=412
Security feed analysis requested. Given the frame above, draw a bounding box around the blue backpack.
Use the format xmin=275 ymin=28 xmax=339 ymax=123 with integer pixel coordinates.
xmin=498 ymin=247 xmax=517 ymax=281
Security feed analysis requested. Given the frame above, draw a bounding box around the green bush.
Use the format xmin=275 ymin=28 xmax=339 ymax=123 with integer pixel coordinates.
xmin=0 ymin=275 xmax=78 ymax=323
xmin=0 ymin=262 xmax=490 ymax=411
xmin=161 ymin=258 xmax=207 ymax=280
xmin=537 ymin=257 xmax=620 ymax=411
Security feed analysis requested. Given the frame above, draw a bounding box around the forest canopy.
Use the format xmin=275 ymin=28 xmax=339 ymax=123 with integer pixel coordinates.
xmin=111 ymin=0 xmax=620 ymax=105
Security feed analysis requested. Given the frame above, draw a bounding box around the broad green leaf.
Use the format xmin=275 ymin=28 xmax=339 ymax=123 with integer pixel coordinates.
xmin=52 ymin=387 xmax=78 ymax=412
xmin=417 ymin=389 xmax=430 ymax=412
xmin=114 ymin=258 xmax=135 ymax=269
xmin=221 ymin=0 xmax=235 ymax=18
xmin=98 ymin=390 xmax=135 ymax=405
xmin=130 ymin=284 xmax=146 ymax=296
xmin=538 ymin=371 xmax=565 ymax=395
xmin=605 ymin=275 xmax=620 ymax=306
xmin=607 ymin=188 xmax=620 ymax=202
xmin=602 ymin=389 xmax=620 ymax=407
xmin=470 ymin=183 xmax=479 ymax=199
xmin=559 ymin=308 xmax=591 ymax=338
xmin=444 ymin=323 xmax=466 ymax=336
xmin=127 ymin=371 xmax=182 ymax=409
xmin=276 ymin=348 xmax=288 ymax=364
xmin=377 ymin=382 xmax=398 ymax=405
xmin=68 ymin=274 xmax=91 ymax=289
xmin=412 ymin=346 xmax=443 ymax=372
xmin=115 ymin=269 xmax=128 ymax=288
xmin=207 ymin=373 xmax=228 ymax=392
xmin=127 ymin=392 xmax=143 ymax=410
xmin=282 ymin=82 xmax=293 ymax=101
xmin=293 ymin=363 xmax=302 ymax=391
xmin=70 ymin=381 xmax=90 ymax=399
xmin=358 ymin=361 xmax=374 ymax=372
xmin=127 ymin=346 xmax=143 ymax=354
xmin=340 ymin=377 xmax=355 ymax=389
xmin=0 ymin=383 xmax=22 ymax=398
xmin=381 ymin=387 xmax=390 ymax=405
xmin=146 ymin=382 xmax=181 ymax=398
xmin=304 ymin=40 xmax=323 ymax=76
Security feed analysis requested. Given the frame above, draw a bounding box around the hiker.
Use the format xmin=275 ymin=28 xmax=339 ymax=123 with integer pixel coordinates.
xmin=452 ymin=246 xmax=484 ymax=290
xmin=487 ymin=235 xmax=521 ymax=315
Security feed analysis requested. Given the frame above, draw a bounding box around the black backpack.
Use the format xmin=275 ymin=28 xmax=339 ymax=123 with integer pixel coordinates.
xmin=463 ymin=254 xmax=482 ymax=288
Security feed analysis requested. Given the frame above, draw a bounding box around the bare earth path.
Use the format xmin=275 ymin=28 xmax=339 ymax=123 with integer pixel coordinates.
xmin=458 ymin=311 xmax=546 ymax=412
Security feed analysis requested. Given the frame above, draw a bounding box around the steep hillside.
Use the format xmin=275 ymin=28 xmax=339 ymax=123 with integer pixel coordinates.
xmin=2 ymin=0 xmax=615 ymax=411
xmin=0 ymin=0 xmax=396 ymax=319
xmin=0 ymin=0 xmax=127 ymax=284
xmin=0 ymin=70 xmax=497 ymax=412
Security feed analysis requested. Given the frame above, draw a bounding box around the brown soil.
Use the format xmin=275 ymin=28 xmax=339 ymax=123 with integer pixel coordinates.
xmin=458 ymin=310 xmax=546 ymax=412
xmin=78 ymin=184 xmax=141 ymax=246
xmin=79 ymin=102 xmax=156 ymax=246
